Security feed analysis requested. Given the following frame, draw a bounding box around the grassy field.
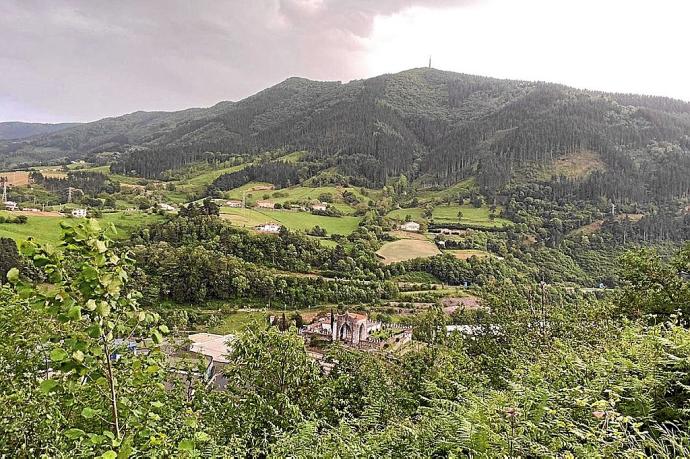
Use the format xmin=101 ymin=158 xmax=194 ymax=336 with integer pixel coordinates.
xmin=310 ymin=236 xmax=338 ymax=248
xmin=415 ymin=178 xmax=476 ymax=202
xmin=445 ymin=249 xmax=493 ymax=260
xmin=433 ymin=205 xmax=510 ymax=227
xmin=208 ymin=310 xmax=268 ymax=334
xmin=223 ymin=184 xmax=370 ymax=215
xmin=0 ymin=171 xmax=31 ymax=186
xmin=207 ymin=305 xmax=328 ymax=334
xmin=278 ymin=151 xmax=305 ymax=163
xmin=223 ymin=182 xmax=274 ymax=201
xmin=219 ymin=207 xmax=274 ymax=227
xmin=0 ymin=210 xmax=162 ymax=245
xmin=376 ymin=239 xmax=440 ymax=264
xmin=175 ymin=164 xmax=247 ymax=193
xmin=219 ymin=207 xmax=361 ymax=235
xmin=387 ymin=207 xmax=425 ymax=221
xmin=387 ymin=204 xmax=509 ymax=228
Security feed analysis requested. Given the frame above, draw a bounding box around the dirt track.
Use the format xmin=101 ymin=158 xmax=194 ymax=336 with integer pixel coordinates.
xmin=10 ymin=210 xmax=62 ymax=217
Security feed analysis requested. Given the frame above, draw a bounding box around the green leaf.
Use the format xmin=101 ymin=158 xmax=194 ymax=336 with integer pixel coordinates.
xmin=19 ymin=242 xmax=36 ymax=257
xmin=117 ymin=440 xmax=133 ymax=459
xmin=100 ymin=451 xmax=117 ymax=459
xmin=96 ymin=240 xmax=107 ymax=253
xmin=178 ymin=439 xmax=195 ymax=451
xmin=151 ymin=330 xmax=163 ymax=344
xmin=151 ymin=401 xmax=164 ymax=409
xmin=145 ymin=365 xmax=160 ymax=375
xmin=50 ymin=348 xmax=68 ymax=362
xmin=6 ymin=267 xmax=19 ymax=283
xmin=158 ymin=324 xmax=169 ymax=334
xmin=88 ymin=218 xmax=102 ymax=233
xmin=87 ymin=324 xmax=103 ymax=338
xmin=73 ymin=350 xmax=85 ymax=362
xmin=64 ymin=428 xmax=85 ymax=439
xmin=95 ymin=302 xmax=111 ymax=317
xmin=39 ymin=379 xmax=59 ymax=394
xmin=81 ymin=407 xmax=98 ymax=419
xmin=89 ymin=434 xmax=106 ymax=445
xmin=195 ymin=431 xmax=210 ymax=442
xmin=67 ymin=305 xmax=82 ymax=320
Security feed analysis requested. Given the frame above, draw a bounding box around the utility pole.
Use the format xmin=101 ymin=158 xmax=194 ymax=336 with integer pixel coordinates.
xmin=611 ymin=202 xmax=616 ymax=217
xmin=540 ymin=281 xmax=547 ymax=338
xmin=1 ymin=178 xmax=7 ymax=203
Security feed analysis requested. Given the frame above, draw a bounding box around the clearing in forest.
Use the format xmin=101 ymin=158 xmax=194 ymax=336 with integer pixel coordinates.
xmin=376 ymin=239 xmax=440 ymax=264
xmin=547 ymin=150 xmax=606 ymax=179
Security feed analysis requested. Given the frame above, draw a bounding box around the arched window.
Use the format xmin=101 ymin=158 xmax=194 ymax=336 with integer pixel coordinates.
xmin=339 ymin=323 xmax=351 ymax=341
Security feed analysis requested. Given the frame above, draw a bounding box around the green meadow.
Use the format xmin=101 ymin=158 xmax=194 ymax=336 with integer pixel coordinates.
xmin=219 ymin=207 xmax=360 ymax=235
xmin=0 ymin=211 xmax=162 ymax=245
xmin=387 ymin=204 xmax=510 ymax=228
xmin=432 ymin=205 xmax=510 ymax=227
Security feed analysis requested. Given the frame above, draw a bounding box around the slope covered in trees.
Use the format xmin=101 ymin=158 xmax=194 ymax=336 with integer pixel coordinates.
xmin=2 ymin=68 xmax=689 ymax=202
xmin=0 ymin=121 xmax=81 ymax=140
xmin=2 ymin=220 xmax=690 ymax=457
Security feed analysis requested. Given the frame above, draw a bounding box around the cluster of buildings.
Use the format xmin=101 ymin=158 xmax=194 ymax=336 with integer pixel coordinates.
xmin=301 ymin=310 xmax=412 ymax=350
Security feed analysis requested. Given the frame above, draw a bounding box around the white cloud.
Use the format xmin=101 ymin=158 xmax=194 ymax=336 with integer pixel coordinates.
xmin=1 ymin=0 xmax=688 ymax=123
xmin=365 ymin=0 xmax=690 ymax=100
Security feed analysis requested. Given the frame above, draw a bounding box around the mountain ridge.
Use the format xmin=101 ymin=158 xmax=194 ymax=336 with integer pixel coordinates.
xmin=0 ymin=121 xmax=82 ymax=141
xmin=2 ymin=68 xmax=689 ymax=201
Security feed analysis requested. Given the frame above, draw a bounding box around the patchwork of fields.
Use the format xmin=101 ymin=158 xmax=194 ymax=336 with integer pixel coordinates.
xmin=2 ymin=156 xmax=512 ymax=264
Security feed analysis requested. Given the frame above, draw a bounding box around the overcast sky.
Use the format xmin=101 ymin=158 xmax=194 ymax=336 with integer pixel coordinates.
xmin=2 ymin=0 xmax=689 ymax=123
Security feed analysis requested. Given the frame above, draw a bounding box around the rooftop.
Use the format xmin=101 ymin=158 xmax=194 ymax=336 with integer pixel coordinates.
xmin=188 ymin=333 xmax=235 ymax=363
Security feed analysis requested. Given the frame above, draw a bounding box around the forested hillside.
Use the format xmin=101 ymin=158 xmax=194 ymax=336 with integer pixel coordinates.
xmin=0 ymin=122 xmax=81 ymax=140
xmin=2 ymin=68 xmax=689 ymax=202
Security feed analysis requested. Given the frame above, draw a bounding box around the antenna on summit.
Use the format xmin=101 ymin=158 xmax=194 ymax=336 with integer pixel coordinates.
xmin=428 ymin=55 xmax=432 ymax=68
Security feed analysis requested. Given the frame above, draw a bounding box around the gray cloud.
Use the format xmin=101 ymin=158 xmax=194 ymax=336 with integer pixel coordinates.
xmin=0 ymin=0 xmax=473 ymax=122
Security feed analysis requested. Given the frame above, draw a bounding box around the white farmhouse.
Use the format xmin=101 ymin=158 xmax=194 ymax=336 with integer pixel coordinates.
xmin=400 ymin=221 xmax=421 ymax=232
xmin=226 ymin=200 xmax=243 ymax=208
xmin=71 ymin=208 xmax=87 ymax=218
xmin=255 ymin=223 xmax=282 ymax=233
xmin=158 ymin=203 xmax=175 ymax=212
xmin=311 ymin=203 xmax=327 ymax=211
xmin=3 ymin=201 xmax=17 ymax=211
